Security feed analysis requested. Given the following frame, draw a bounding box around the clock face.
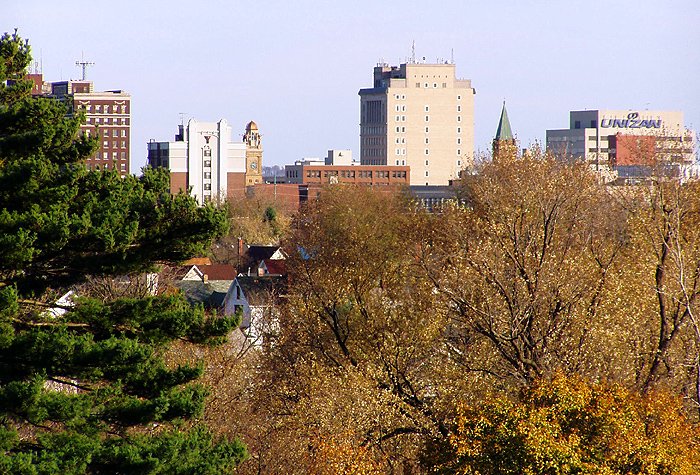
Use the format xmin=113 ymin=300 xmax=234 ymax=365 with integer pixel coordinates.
xmin=250 ymin=161 xmax=258 ymax=170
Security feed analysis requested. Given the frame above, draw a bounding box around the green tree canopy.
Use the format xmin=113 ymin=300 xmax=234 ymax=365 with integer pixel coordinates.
xmin=0 ymin=30 xmax=245 ymax=473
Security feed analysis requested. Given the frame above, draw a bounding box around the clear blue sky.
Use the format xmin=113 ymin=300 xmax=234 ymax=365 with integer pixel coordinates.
xmin=6 ymin=0 xmax=700 ymax=172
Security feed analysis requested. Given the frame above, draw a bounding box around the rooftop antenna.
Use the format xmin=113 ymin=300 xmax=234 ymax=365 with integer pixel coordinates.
xmin=451 ymin=48 xmax=454 ymax=64
xmin=411 ymin=40 xmax=416 ymax=63
xmin=75 ymin=52 xmax=94 ymax=81
xmin=179 ymin=112 xmax=187 ymax=126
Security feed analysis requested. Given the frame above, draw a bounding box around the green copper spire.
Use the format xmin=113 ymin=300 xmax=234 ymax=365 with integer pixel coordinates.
xmin=495 ymin=101 xmax=513 ymax=141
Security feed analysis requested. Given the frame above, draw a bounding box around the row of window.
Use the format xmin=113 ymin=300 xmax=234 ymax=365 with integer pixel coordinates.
xmin=102 ymin=141 xmax=128 ymax=148
xmin=86 ymin=129 xmax=127 ymax=137
xmin=99 ymin=151 xmax=127 ymax=160
xmin=362 ymin=126 xmax=385 ymax=135
xmin=416 ymin=82 xmax=448 ymax=88
xmin=88 ymin=162 xmax=127 ymax=171
xmin=362 ymin=148 xmax=385 ymax=157
xmin=87 ymin=117 xmax=129 ymax=125
xmin=82 ymin=104 xmax=128 ymax=114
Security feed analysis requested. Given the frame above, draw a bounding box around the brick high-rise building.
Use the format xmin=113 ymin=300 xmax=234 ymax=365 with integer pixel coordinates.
xmin=51 ymin=80 xmax=131 ymax=176
xmin=359 ymin=61 xmax=475 ymax=185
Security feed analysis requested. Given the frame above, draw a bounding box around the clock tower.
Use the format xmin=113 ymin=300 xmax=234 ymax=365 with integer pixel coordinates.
xmin=243 ymin=121 xmax=263 ymax=185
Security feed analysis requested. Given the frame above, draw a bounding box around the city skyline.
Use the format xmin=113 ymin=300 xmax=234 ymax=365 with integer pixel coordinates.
xmin=6 ymin=0 xmax=699 ymax=173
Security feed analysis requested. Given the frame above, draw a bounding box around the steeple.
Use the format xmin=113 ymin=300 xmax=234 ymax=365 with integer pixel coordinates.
xmin=493 ymin=101 xmax=517 ymax=159
xmin=495 ymin=101 xmax=513 ymax=141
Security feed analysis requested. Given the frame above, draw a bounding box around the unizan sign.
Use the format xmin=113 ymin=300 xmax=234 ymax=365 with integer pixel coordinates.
xmin=601 ymin=112 xmax=662 ymax=129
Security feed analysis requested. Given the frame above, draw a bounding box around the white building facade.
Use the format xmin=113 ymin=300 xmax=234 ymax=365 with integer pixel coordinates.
xmin=148 ymin=119 xmax=247 ymax=203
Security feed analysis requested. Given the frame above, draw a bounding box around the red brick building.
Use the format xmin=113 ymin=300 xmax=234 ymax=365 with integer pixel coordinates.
xmin=51 ymin=80 xmax=131 ymax=176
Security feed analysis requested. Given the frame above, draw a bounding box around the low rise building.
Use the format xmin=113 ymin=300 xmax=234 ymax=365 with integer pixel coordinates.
xmin=284 ymin=150 xmax=409 ymax=186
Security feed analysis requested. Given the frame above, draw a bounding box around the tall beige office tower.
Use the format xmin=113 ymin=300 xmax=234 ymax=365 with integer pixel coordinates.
xmin=359 ymin=61 xmax=475 ymax=185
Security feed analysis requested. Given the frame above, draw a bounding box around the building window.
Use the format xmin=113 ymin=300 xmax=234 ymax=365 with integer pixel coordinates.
xmin=395 ymin=115 xmax=400 ymax=122
xmin=442 ymin=83 xmax=447 ymax=88
xmin=120 ymin=152 xmax=126 ymax=159
xmin=425 ymin=127 xmax=429 ymax=133
xmin=112 ymin=130 xmax=118 ymax=137
xmin=424 ymin=83 xmax=429 ymax=88
xmin=457 ymin=160 xmax=462 ymax=166
xmin=425 ymin=105 xmax=429 ymax=112
xmin=415 ymin=82 xmax=420 ymax=88
xmin=121 ymin=141 xmax=126 ymax=148
xmin=457 ymin=105 xmax=461 ymax=112
xmin=121 ymin=163 xmax=126 ymax=171
xmin=574 ymin=120 xmax=581 ymax=129
xmin=425 ymin=138 xmax=429 ymax=144
xmin=112 ymin=152 xmax=117 ymax=160
xmin=457 ymin=149 xmax=461 ymax=155
xmin=425 ymin=115 xmax=429 ymax=122
xmin=425 ymin=149 xmax=429 ymax=155
xmin=457 ymin=138 xmax=461 ymax=144
xmin=103 ymin=152 xmax=108 ymax=159
xmin=425 ymin=171 xmax=429 ymax=177
xmin=121 ymin=129 xmax=127 ymax=137
xmin=103 ymin=140 xmax=108 ymax=147
xmin=457 ymin=127 xmax=461 ymax=133
xmin=204 ymin=160 xmax=211 ymax=167
xmin=401 ymin=127 xmax=405 ymax=132
xmin=425 ymin=160 xmax=429 ymax=166
xmin=457 ymin=116 xmax=461 ymax=122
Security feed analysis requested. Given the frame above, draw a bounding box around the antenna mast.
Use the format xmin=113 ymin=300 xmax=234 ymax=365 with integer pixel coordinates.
xmin=411 ymin=40 xmax=416 ymax=63
xmin=75 ymin=53 xmax=95 ymax=81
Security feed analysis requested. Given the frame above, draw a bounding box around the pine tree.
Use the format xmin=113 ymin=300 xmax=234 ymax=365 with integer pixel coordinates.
xmin=0 ymin=30 xmax=246 ymax=473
